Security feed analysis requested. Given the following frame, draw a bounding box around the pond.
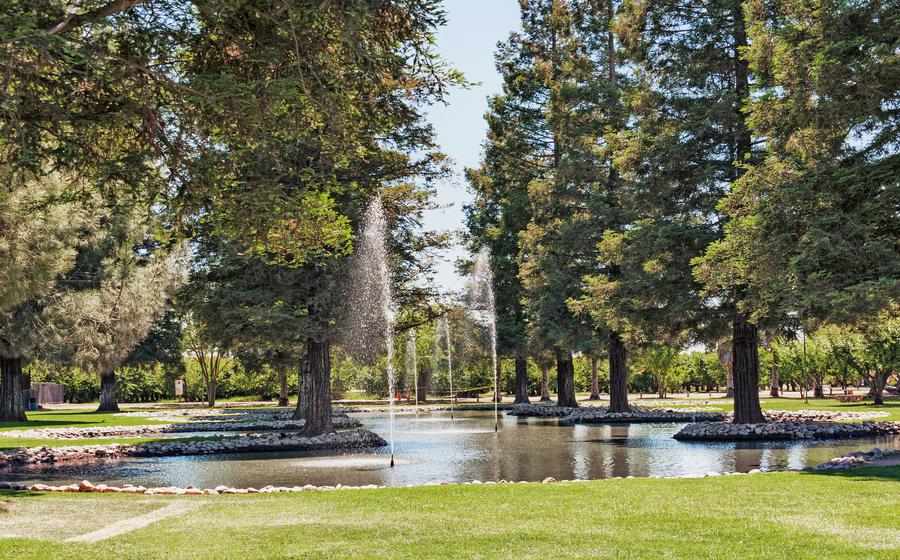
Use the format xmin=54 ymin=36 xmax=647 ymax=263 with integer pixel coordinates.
xmin=4 ymin=410 xmax=898 ymax=488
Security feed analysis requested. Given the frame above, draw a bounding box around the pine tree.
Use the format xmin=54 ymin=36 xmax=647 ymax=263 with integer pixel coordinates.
xmin=587 ymin=0 xmax=765 ymax=422
xmin=464 ymin=98 xmax=536 ymax=404
xmin=0 ymin=175 xmax=100 ymax=420
xmin=42 ymin=208 xmax=188 ymax=412
xmin=695 ymin=0 xmax=899 ymax=334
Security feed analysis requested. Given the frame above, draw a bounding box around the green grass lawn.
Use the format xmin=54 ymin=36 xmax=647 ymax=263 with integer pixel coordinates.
xmin=0 ymin=409 xmax=240 ymax=449
xmin=0 ymin=409 xmax=169 ymax=431
xmin=0 ymin=468 xmax=897 ymax=559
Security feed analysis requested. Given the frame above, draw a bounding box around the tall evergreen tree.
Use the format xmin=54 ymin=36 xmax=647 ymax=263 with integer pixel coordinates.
xmin=464 ymin=97 xmax=535 ymax=404
xmin=43 ymin=208 xmax=187 ymax=412
xmin=695 ymin=0 xmax=899 ymax=334
xmin=582 ymin=0 xmax=765 ymax=421
xmin=2 ymin=1 xmax=462 ymax=267
xmin=0 ymin=175 xmax=100 ymax=420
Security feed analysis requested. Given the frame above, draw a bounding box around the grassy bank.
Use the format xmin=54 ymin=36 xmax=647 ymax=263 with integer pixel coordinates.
xmin=0 ymin=468 xmax=898 ymax=559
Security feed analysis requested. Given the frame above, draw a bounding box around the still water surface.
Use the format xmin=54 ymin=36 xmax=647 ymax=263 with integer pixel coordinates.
xmin=5 ymin=411 xmax=897 ymax=487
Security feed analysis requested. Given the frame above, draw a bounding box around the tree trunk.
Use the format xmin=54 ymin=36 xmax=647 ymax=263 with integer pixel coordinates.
xmin=725 ymin=364 xmax=735 ymax=397
xmin=871 ymin=369 xmax=887 ymax=405
xmin=539 ymin=364 xmax=551 ymax=401
xmin=732 ymin=315 xmax=764 ymax=424
xmin=417 ymin=365 xmax=431 ymax=403
xmin=0 ymin=355 xmax=27 ymax=422
xmin=589 ymin=356 xmax=600 ymax=400
xmin=299 ymin=337 xmax=334 ymax=435
xmin=292 ymin=354 xmax=307 ymax=420
xmin=97 ymin=370 xmax=120 ymax=412
xmin=608 ymin=332 xmax=629 ymax=413
xmin=277 ymin=368 xmax=289 ymax=407
xmin=555 ymin=351 xmax=578 ymax=407
xmin=206 ymin=379 xmax=217 ymax=408
xmin=813 ymin=378 xmax=824 ymax=398
xmin=513 ymin=354 xmax=530 ymax=404
xmin=769 ymin=347 xmax=780 ymax=397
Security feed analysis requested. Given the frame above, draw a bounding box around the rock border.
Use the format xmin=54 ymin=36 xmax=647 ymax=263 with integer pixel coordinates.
xmin=0 ymin=416 xmax=362 ymax=440
xmin=0 ymin=429 xmax=387 ymax=468
xmin=811 ymin=447 xmax=900 ymax=470
xmin=509 ymin=403 xmax=725 ymax=423
xmin=673 ymin=420 xmax=900 ymax=441
xmin=0 ymin=469 xmax=771 ymax=496
xmin=509 ymin=403 xmax=890 ymax=430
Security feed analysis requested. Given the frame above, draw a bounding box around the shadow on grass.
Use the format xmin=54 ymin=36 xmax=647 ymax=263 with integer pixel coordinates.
xmin=0 ymin=410 xmax=129 ymax=431
xmin=0 ymin=490 xmax=46 ymax=500
xmin=800 ymin=465 xmax=900 ymax=482
xmin=0 ymin=419 xmax=98 ymax=430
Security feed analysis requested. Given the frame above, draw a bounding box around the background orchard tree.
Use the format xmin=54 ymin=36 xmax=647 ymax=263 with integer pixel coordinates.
xmin=181 ymin=313 xmax=232 ymax=408
xmin=638 ymin=346 xmax=679 ymax=399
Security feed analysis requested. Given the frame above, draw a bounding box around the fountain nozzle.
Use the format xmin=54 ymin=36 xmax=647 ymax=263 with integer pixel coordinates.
xmin=390 ymin=454 xmax=395 ymax=468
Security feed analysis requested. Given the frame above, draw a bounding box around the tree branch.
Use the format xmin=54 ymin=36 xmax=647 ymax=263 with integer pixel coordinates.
xmin=45 ymin=0 xmax=151 ymax=36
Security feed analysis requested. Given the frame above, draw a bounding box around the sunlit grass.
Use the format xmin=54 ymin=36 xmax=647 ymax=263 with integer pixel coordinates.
xmin=0 ymin=468 xmax=897 ymax=559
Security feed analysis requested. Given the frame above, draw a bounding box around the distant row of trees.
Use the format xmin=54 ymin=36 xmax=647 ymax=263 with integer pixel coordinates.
xmin=464 ymin=0 xmax=898 ymax=421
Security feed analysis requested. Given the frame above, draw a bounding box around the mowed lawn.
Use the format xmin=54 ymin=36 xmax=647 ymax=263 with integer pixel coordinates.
xmin=1 ymin=468 xmax=898 ymax=560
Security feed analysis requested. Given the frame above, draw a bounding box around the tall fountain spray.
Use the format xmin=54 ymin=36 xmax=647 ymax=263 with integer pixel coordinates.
xmin=473 ymin=248 xmax=499 ymax=432
xmin=445 ymin=317 xmax=454 ymax=421
xmin=354 ymin=196 xmax=396 ymax=467
xmin=406 ymin=328 xmax=418 ymax=413
xmin=435 ymin=316 xmax=454 ymax=420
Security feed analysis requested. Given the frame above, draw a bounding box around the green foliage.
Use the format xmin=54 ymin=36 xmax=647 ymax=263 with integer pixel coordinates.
xmin=2 ymin=0 xmax=463 ymax=266
xmin=27 ymin=361 xmax=169 ymax=404
xmin=696 ymin=0 xmax=899 ymax=325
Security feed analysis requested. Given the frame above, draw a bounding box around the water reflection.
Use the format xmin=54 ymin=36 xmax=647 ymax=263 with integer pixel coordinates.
xmin=3 ymin=410 xmax=897 ymax=488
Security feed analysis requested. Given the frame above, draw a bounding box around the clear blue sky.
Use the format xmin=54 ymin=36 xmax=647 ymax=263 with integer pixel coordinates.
xmin=422 ymin=0 xmax=521 ymax=293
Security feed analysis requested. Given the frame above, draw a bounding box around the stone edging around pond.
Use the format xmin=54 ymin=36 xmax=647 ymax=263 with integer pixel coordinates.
xmin=0 ymin=429 xmax=387 ymax=469
xmin=510 ymin=403 xmax=726 ymax=422
xmin=812 ymin=447 xmax=900 ymax=470
xmin=0 ymin=470 xmax=767 ymax=495
xmin=673 ymin=421 xmax=900 ymax=441
xmin=0 ymin=416 xmax=362 ymax=440
xmin=2 ymin=447 xmax=895 ymax=496
xmin=116 ymin=409 xmax=352 ymax=422
xmin=335 ymin=403 xmax=516 ymax=414
xmin=13 ymin=451 xmax=898 ymax=496
xmin=559 ymin=407 xmax=724 ymax=425
xmin=509 ymin=402 xmax=889 ymax=426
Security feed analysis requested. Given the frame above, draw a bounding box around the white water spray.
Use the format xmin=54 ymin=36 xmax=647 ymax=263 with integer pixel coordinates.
xmin=473 ymin=248 xmax=499 ymax=432
xmin=407 ymin=328 xmax=418 ymax=414
xmin=354 ymin=196 xmax=396 ymax=467
xmin=446 ymin=317 xmax=454 ymax=421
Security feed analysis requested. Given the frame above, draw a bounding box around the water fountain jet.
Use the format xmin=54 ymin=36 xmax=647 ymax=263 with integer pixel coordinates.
xmin=472 ymin=248 xmax=499 ymax=432
xmin=407 ymin=328 xmax=418 ymax=414
xmin=436 ymin=316 xmax=454 ymax=421
xmin=351 ymin=196 xmax=397 ymax=467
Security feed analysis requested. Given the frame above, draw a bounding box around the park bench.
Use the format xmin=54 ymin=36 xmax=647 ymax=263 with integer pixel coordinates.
xmin=834 ymin=391 xmax=865 ymax=403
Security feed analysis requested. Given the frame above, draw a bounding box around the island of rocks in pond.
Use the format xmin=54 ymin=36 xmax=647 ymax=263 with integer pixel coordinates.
xmin=0 ymin=409 xmax=386 ymax=469
xmin=509 ymin=402 xmax=899 ymax=441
